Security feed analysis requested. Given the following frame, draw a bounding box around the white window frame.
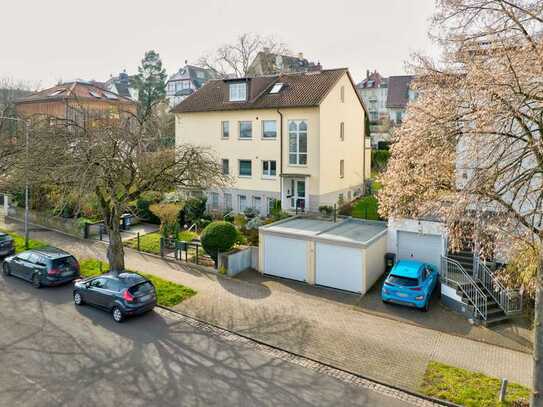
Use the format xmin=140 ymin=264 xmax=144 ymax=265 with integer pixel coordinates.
xmin=262 ymin=160 xmax=277 ymax=178
xmin=252 ymin=196 xmax=262 ymax=214
xmin=238 ymin=195 xmax=247 ymax=212
xmin=210 ymin=192 xmax=219 ymax=210
xmin=224 ymin=193 xmax=233 ymax=211
xmin=288 ymin=120 xmax=308 ymax=166
xmin=229 ymin=82 xmax=247 ymax=102
xmin=262 ymin=120 xmax=277 ymax=139
xmin=239 ymin=121 xmax=252 ymax=139
xmin=221 ymin=121 xmax=230 ymax=139
xmin=238 ymin=159 xmax=252 ymax=177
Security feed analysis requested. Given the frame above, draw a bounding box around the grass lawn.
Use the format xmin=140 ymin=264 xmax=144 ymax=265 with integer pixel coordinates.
xmin=351 ymin=195 xmax=380 ymax=220
xmin=420 ymin=361 xmax=530 ymax=407
xmin=125 ymin=231 xmax=198 ymax=255
xmin=0 ymin=228 xmax=48 ymax=253
xmin=79 ymin=259 xmax=197 ymax=307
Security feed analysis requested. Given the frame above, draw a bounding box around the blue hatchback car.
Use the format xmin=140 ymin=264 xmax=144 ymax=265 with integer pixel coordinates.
xmin=381 ymin=260 xmax=439 ymax=312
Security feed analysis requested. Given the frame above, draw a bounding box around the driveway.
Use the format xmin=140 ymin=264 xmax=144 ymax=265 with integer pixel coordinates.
xmin=0 ymin=274 xmax=428 ymax=407
xmin=1 ymin=219 xmax=533 ymax=392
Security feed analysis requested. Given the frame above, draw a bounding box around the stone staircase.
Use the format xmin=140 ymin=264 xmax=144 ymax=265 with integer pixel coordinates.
xmin=446 ymin=251 xmax=514 ymax=326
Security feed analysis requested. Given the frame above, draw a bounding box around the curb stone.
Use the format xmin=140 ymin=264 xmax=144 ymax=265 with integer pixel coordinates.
xmin=156 ymin=305 xmax=460 ymax=407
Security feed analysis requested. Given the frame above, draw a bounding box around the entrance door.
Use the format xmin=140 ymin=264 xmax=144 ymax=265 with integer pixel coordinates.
xmin=287 ymin=179 xmax=306 ymax=211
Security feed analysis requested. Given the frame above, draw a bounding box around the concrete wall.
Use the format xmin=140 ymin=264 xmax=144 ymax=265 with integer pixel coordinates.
xmin=218 ymin=246 xmax=259 ymax=277
xmin=364 ymin=233 xmax=387 ymax=292
xmin=387 ymin=218 xmax=446 ymax=257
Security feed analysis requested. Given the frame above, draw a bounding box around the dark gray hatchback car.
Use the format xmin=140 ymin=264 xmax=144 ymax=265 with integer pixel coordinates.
xmin=73 ymin=272 xmax=157 ymax=322
xmin=0 ymin=232 xmax=15 ymax=258
xmin=3 ymin=247 xmax=80 ymax=288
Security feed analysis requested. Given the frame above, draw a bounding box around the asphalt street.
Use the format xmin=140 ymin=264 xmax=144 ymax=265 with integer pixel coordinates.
xmin=0 ymin=272 xmax=417 ymax=407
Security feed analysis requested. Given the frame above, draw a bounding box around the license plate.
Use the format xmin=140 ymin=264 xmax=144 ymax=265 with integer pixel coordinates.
xmin=140 ymin=294 xmax=151 ymax=302
xmin=397 ymin=293 xmax=408 ymax=298
xmin=61 ymin=271 xmax=73 ymax=277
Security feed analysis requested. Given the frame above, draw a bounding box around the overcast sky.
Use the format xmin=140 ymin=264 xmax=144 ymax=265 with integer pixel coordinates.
xmin=1 ymin=0 xmax=438 ymax=88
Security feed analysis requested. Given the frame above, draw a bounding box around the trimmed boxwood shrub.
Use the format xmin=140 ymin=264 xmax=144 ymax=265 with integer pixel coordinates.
xmin=200 ymin=221 xmax=239 ymax=266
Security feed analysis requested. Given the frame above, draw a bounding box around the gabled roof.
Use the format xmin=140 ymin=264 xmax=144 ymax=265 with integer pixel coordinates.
xmin=16 ymin=81 xmax=135 ymax=104
xmin=172 ymin=68 xmax=355 ymax=113
xmin=168 ymin=65 xmax=216 ymax=89
xmin=357 ymin=70 xmax=387 ymax=89
xmin=386 ymin=75 xmax=415 ymax=108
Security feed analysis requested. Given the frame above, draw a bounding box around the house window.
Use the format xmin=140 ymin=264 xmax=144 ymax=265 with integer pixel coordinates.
xmin=239 ymin=121 xmax=252 ymax=139
xmin=340 ymin=86 xmax=345 ymax=103
xmin=288 ymin=120 xmax=308 ymax=165
xmin=239 ymin=160 xmax=252 ymax=177
xmin=222 ymin=159 xmax=229 ymax=175
xmin=167 ymin=82 xmax=175 ymax=93
xmin=340 ymin=122 xmax=345 ymax=141
xmin=222 ymin=121 xmax=229 ymax=138
xmin=262 ymin=160 xmax=277 ymax=177
xmin=238 ymin=195 xmax=247 ymax=212
xmin=340 ymin=159 xmax=344 ymax=178
xmin=262 ymin=120 xmax=277 ymax=138
xmin=370 ymin=111 xmax=378 ymax=122
xmin=210 ymin=192 xmax=219 ymax=210
xmin=224 ymin=193 xmax=233 ymax=211
xmin=252 ymin=196 xmax=262 ymax=214
xmin=229 ymin=82 xmax=247 ymax=102
xmin=395 ymin=111 xmax=402 ymax=124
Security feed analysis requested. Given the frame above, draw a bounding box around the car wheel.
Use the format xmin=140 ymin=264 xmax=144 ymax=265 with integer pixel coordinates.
xmin=2 ymin=263 xmax=10 ymax=276
xmin=73 ymin=291 xmax=84 ymax=306
xmin=32 ymin=273 xmax=41 ymax=289
xmin=112 ymin=306 xmax=124 ymax=323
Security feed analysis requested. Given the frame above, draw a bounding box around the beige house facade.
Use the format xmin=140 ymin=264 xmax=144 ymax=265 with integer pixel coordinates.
xmin=174 ymin=69 xmax=371 ymax=215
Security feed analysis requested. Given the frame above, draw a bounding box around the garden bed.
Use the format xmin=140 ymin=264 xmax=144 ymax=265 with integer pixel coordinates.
xmin=79 ymin=259 xmax=197 ymax=307
xmin=420 ymin=361 xmax=530 ymax=407
xmin=124 ymin=231 xmax=198 ymax=255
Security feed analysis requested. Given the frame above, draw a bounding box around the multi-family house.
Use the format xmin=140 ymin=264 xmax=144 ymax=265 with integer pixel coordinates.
xmin=15 ymin=81 xmax=137 ymax=121
xmin=356 ymin=71 xmax=416 ymax=147
xmin=173 ymin=68 xmax=371 ymax=216
xmin=103 ymin=71 xmax=138 ymax=101
xmin=248 ymin=50 xmax=322 ymax=76
xmin=166 ymin=64 xmax=216 ymax=108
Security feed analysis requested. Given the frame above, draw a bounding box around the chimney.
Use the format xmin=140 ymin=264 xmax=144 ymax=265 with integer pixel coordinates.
xmin=366 ymin=70 xmax=370 ymax=79
xmin=298 ymin=52 xmax=304 ymax=59
xmin=263 ymin=47 xmax=270 ymax=54
xmin=184 ymin=59 xmax=188 ymax=65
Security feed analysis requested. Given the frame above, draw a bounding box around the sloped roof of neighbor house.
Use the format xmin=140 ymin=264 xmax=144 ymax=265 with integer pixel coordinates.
xmin=386 ymin=75 xmax=415 ymax=108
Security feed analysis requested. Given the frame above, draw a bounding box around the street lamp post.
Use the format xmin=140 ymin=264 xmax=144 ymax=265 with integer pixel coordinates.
xmin=0 ymin=116 xmax=30 ymax=248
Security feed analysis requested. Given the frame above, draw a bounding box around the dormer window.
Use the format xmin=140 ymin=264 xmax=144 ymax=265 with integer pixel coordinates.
xmin=229 ymin=82 xmax=247 ymax=102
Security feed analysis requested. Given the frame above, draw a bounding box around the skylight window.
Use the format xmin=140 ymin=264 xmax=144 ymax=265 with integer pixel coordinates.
xmin=89 ymin=91 xmax=102 ymax=98
xmin=49 ymin=89 xmax=65 ymax=96
xmin=270 ymin=83 xmax=284 ymax=94
xmin=104 ymin=92 xmax=118 ymax=100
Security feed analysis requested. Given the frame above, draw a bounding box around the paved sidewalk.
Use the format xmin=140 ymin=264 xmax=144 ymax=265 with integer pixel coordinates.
xmin=3 ymin=220 xmax=533 ymax=392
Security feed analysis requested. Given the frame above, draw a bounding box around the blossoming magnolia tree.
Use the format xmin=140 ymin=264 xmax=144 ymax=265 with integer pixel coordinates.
xmin=378 ymin=1 xmax=543 ymax=404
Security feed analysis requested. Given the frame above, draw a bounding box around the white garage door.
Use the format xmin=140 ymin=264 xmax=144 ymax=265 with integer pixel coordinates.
xmin=397 ymin=231 xmax=442 ymax=270
xmin=264 ymin=235 xmax=307 ymax=281
xmin=316 ymin=243 xmax=363 ymax=293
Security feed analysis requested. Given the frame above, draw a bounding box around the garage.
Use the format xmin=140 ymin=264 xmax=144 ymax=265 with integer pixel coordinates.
xmin=263 ymin=235 xmax=307 ymax=281
xmin=397 ymin=231 xmax=442 ymax=269
xmin=259 ymin=217 xmax=388 ymax=294
xmin=315 ymin=242 xmax=363 ymax=293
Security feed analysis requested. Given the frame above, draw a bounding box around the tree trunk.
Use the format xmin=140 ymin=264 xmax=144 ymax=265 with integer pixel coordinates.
xmin=532 ymin=255 xmax=543 ymax=406
xmin=105 ymin=212 xmax=125 ymax=273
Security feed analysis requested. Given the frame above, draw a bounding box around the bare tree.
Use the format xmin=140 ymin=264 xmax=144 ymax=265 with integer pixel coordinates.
xmin=379 ymin=1 xmax=543 ymax=404
xmin=197 ymin=33 xmax=290 ymax=78
xmin=28 ymin=106 xmax=227 ymax=271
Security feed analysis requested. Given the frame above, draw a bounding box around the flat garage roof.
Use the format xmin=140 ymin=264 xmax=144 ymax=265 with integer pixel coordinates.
xmin=262 ymin=217 xmax=387 ymax=246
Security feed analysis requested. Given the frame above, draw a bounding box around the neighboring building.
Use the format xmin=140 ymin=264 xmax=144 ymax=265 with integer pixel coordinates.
xmin=15 ymin=81 xmax=137 ymax=121
xmin=356 ymin=71 xmax=416 ymax=147
xmin=166 ymin=64 xmax=216 ymax=108
xmin=173 ymin=68 xmax=372 ymax=216
xmin=248 ymin=50 xmax=322 ymax=76
xmin=103 ymin=71 xmax=138 ymax=101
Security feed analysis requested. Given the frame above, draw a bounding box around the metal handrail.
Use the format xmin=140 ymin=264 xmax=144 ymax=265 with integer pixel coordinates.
xmin=477 ymin=261 xmax=523 ymax=315
xmin=441 ymin=256 xmax=488 ymax=320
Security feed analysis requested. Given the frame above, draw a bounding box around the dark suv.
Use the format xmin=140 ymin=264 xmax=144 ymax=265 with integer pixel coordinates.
xmin=73 ymin=272 xmax=157 ymax=322
xmin=3 ymin=248 xmax=80 ymax=288
xmin=0 ymin=232 xmax=15 ymax=258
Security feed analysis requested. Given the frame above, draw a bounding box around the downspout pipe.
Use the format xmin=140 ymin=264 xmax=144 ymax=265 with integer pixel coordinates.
xmin=277 ymin=108 xmax=283 ymax=205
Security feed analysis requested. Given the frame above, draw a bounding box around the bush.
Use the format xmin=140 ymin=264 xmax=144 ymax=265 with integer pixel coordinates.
xmin=372 ymin=149 xmax=391 ymax=172
xmin=269 ymin=200 xmax=289 ymax=221
xmin=318 ymin=205 xmax=334 ymax=217
xmin=243 ymin=207 xmax=259 ymax=219
xmin=200 ymin=221 xmax=239 ymax=265
xmin=180 ymin=197 xmax=207 ymax=226
xmin=149 ymin=203 xmax=182 ymax=238
xmin=233 ymin=213 xmax=247 ymax=229
xmin=136 ymin=191 xmax=162 ymax=224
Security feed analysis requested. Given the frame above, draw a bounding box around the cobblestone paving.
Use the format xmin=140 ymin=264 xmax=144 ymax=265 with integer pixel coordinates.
xmin=3 ymin=220 xmax=533 ymax=392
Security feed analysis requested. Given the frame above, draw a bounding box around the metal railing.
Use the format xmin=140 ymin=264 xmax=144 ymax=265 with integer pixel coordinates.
xmin=476 ymin=261 xmax=523 ymax=315
xmin=441 ymin=256 xmax=488 ymax=320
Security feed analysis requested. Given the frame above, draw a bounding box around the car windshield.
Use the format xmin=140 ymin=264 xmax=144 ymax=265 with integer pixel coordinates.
xmin=52 ymin=256 xmax=77 ymax=269
xmin=387 ymin=275 xmax=419 ymax=287
xmin=129 ymin=281 xmax=154 ymax=296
